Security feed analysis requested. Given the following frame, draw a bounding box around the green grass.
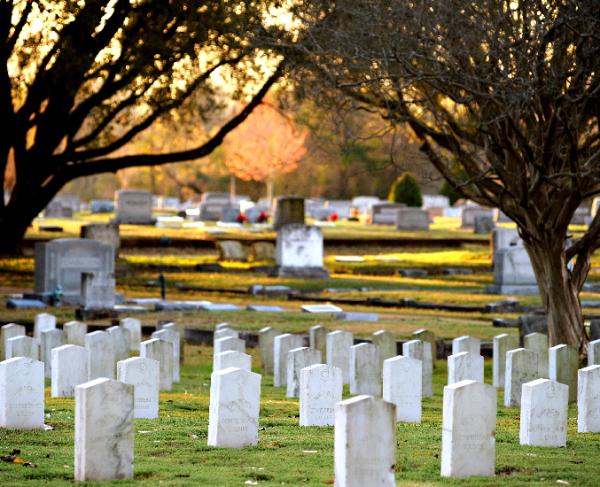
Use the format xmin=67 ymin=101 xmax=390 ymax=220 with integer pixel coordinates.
xmin=0 ymin=346 xmax=597 ymax=486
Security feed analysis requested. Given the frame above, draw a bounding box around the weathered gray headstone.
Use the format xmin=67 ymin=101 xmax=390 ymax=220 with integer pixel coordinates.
xmin=372 ymin=330 xmax=397 ymax=364
xmin=40 ymin=328 xmax=65 ymax=378
xmin=117 ymin=357 xmax=159 ymax=419
xmin=34 ymin=239 xmax=114 ymax=305
xmin=299 ymin=364 xmax=342 ymax=427
xmin=81 ymin=272 xmax=116 ymax=310
xmin=395 ymin=207 xmax=429 ymax=231
xmin=152 ymin=328 xmax=180 ymax=382
xmin=273 ymin=334 xmax=303 ymax=387
xmin=349 ymin=343 xmax=381 ymax=396
xmin=334 ymin=395 xmax=396 ymax=487
xmin=326 ymin=330 xmax=353 ymax=384
xmin=119 ymin=317 xmax=141 ymax=352
xmin=140 ymin=338 xmax=173 ymax=391
xmin=578 ymin=365 xmax=600 ymax=433
xmin=286 ymin=347 xmax=322 ymax=398
xmin=115 ymin=189 xmax=153 ymax=224
xmin=549 ymin=344 xmax=578 ymax=403
xmin=207 ymin=367 xmax=261 ymax=448
xmin=473 ymin=215 xmax=495 ymax=234
xmin=524 ymin=332 xmax=549 ymax=376
xmin=490 ymin=246 xmax=538 ymax=295
xmin=412 ymin=328 xmax=437 ymax=367
xmin=383 ymin=355 xmax=422 ymax=423
xmin=64 ymin=321 xmax=88 ymax=346
xmin=309 ymin=324 xmax=328 ymax=361
xmin=273 ymin=196 xmax=304 ymax=230
xmin=461 ymin=206 xmax=493 ymax=228
xmin=447 ymin=352 xmax=484 ymax=385
xmin=51 ymin=344 xmax=88 ymax=397
xmin=441 ymin=380 xmax=496 ymax=477
xmin=85 ymin=330 xmax=115 ymax=380
xmin=258 ymin=326 xmax=280 ymax=374
xmin=520 ymin=378 xmax=568 ymax=447
xmin=402 ymin=339 xmax=433 ymax=396
xmin=588 ymin=338 xmax=600 ymax=365
xmin=75 ymin=378 xmax=134 ymax=481
xmin=504 ymin=348 xmax=546 ymax=407
xmin=0 ymin=357 xmax=44 ymax=429
xmin=493 ymin=333 xmax=519 ymax=388
xmin=370 ymin=202 xmax=405 ymax=225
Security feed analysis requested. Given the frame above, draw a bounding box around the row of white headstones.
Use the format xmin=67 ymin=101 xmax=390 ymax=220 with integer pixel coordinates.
xmin=1 ymin=316 xmax=600 ymax=483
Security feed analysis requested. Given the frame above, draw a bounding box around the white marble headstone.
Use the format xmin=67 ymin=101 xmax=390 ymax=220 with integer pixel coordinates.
xmin=441 ymin=380 xmax=496 ymax=477
xmin=452 ymin=336 xmax=480 ymax=355
xmin=447 ymin=352 xmax=484 ymax=385
xmin=140 ymin=338 xmax=173 ymax=391
xmin=549 ymin=344 xmax=578 ymax=403
xmin=349 ymin=342 xmax=381 ymax=396
xmin=258 ymin=326 xmax=280 ymax=374
xmin=0 ymin=357 xmax=44 ymax=429
xmin=214 ymin=328 xmax=239 ymax=343
xmin=85 ymin=330 xmax=115 ymax=380
xmin=588 ymin=338 xmax=600 ymax=365
xmin=493 ymin=333 xmax=519 ymax=388
xmin=578 ymin=365 xmax=600 ymax=433
xmin=326 ymin=330 xmax=353 ymax=384
xmin=1 ymin=323 xmax=25 ymax=360
xmin=40 ymin=328 xmax=65 ymax=379
xmin=334 ymin=395 xmax=396 ymax=487
xmin=214 ymin=336 xmax=245 ymax=369
xmin=75 ymin=378 xmax=134 ymax=481
xmin=214 ymin=351 xmax=252 ymax=372
xmin=299 ymin=364 xmax=342 ymax=426
xmin=5 ymin=336 xmax=39 ymax=360
xmin=402 ymin=339 xmax=433 ymax=396
xmin=309 ymin=324 xmax=328 ymax=361
xmin=34 ymin=313 xmax=56 ymax=341
xmin=51 ymin=344 xmax=89 ymax=397
xmin=107 ymin=325 xmax=131 ymax=363
xmin=207 ymin=367 xmax=261 ymax=448
xmin=383 ymin=355 xmax=422 ymax=423
xmin=286 ymin=347 xmax=322 ymax=398
xmin=273 ymin=333 xmax=303 ymax=387
xmin=63 ymin=321 xmax=88 ymax=346
xmin=520 ymin=378 xmax=568 ymax=447
xmin=372 ymin=330 xmax=396 ymax=364
xmin=152 ymin=328 xmax=180 ymax=382
xmin=523 ymin=332 xmax=549 ymax=376
xmin=504 ymin=348 xmax=546 ymax=407
xmin=119 ymin=317 xmax=141 ymax=352
xmin=117 ymin=357 xmax=160 ymax=419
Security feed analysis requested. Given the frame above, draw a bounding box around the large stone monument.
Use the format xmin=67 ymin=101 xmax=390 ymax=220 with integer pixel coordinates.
xmin=488 ymin=244 xmax=538 ymax=295
xmin=273 ymin=196 xmax=304 ymax=230
xmin=34 ymin=239 xmax=114 ymax=305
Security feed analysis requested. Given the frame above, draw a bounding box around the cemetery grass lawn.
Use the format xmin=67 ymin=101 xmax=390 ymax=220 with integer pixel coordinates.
xmin=1 ymin=347 xmax=598 ymax=486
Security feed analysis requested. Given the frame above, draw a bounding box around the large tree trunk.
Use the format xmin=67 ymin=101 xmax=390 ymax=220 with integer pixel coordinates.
xmin=524 ymin=239 xmax=586 ymax=352
xmin=0 ymin=187 xmax=50 ymax=255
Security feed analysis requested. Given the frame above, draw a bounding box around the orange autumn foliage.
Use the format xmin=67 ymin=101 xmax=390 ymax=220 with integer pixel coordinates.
xmin=223 ymin=103 xmax=307 ymax=182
